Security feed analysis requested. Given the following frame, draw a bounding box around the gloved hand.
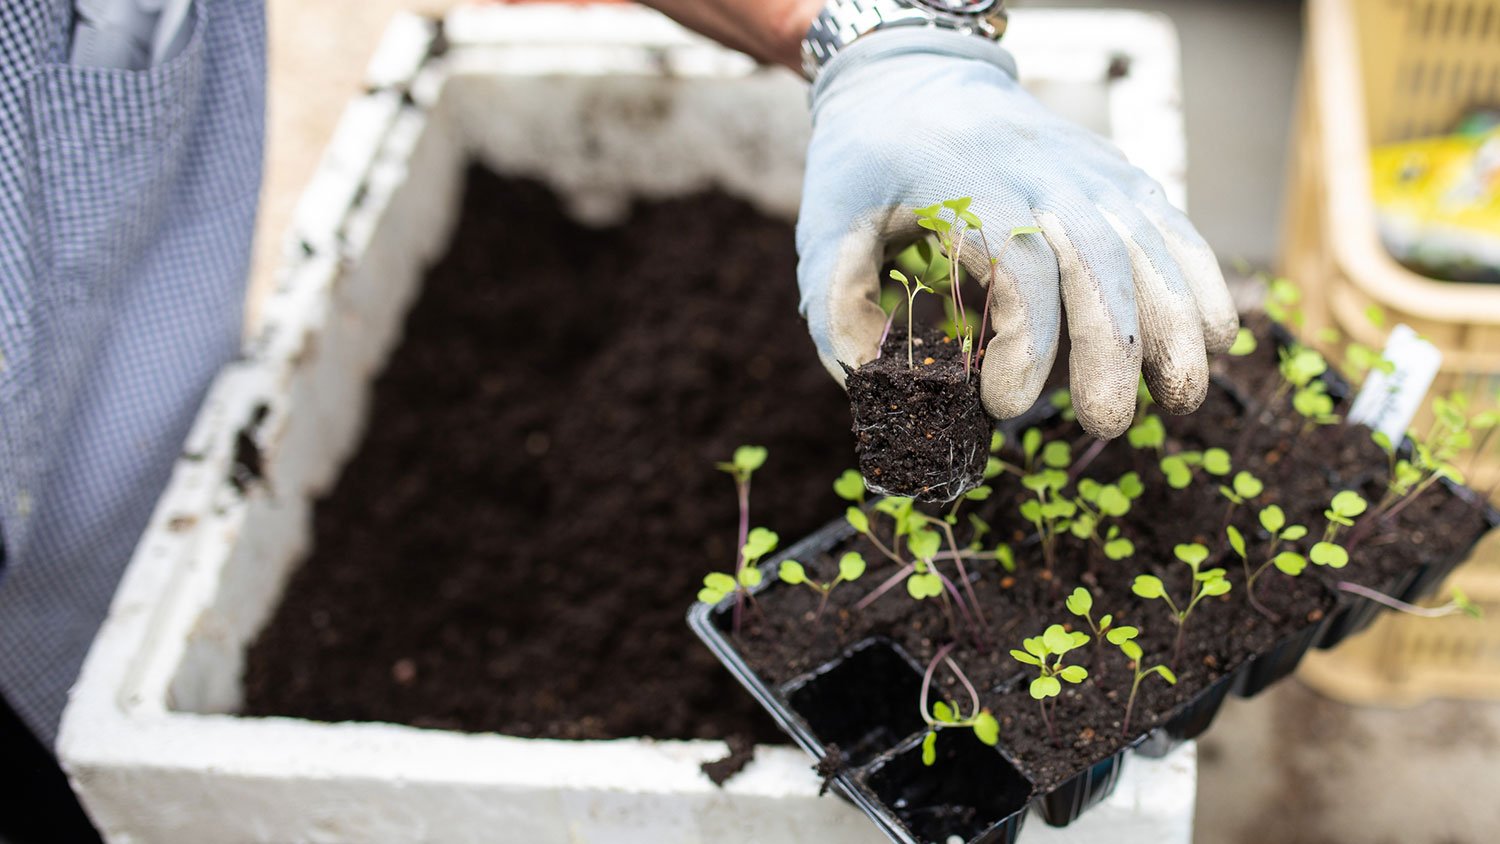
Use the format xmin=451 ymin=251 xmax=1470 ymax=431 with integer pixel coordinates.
xmin=796 ymin=30 xmax=1239 ymax=439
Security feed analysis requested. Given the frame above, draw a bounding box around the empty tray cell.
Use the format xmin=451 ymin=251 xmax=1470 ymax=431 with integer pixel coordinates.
xmin=783 ymin=639 xmax=927 ymax=767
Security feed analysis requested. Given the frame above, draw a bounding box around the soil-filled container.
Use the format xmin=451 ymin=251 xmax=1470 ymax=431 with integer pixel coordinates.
xmin=691 ymin=311 xmax=1497 ymax=838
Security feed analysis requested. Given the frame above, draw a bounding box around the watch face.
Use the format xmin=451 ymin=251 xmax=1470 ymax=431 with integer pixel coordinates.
xmin=913 ymin=0 xmax=1000 ymax=14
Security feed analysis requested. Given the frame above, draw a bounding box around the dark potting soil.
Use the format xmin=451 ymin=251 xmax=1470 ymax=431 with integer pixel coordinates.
xmin=730 ymin=315 xmax=1492 ymax=793
xmin=241 ymin=167 xmax=855 ymax=744
xmin=846 ymin=328 xmax=990 ymax=504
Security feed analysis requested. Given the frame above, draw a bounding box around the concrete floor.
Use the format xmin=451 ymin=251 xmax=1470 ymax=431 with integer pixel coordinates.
xmin=255 ymin=3 xmax=1500 ymax=842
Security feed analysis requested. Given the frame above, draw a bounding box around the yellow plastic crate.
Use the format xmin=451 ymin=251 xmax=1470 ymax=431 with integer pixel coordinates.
xmin=1284 ymin=0 xmax=1500 ymax=705
xmin=1283 ymin=0 xmax=1500 ymax=495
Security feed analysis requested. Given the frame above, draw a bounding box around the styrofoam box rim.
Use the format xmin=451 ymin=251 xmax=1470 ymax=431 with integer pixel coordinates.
xmin=60 ymin=7 xmax=1195 ymax=843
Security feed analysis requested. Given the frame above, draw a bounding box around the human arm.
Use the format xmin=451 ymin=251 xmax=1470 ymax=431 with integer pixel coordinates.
xmin=635 ymin=0 xmax=822 ymax=71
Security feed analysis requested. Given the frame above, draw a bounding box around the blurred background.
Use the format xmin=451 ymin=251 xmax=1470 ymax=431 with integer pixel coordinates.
xmin=248 ymin=2 xmax=1499 ymax=842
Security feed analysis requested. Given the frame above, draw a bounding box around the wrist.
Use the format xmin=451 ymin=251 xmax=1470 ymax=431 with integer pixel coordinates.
xmin=770 ymin=0 xmax=826 ymax=72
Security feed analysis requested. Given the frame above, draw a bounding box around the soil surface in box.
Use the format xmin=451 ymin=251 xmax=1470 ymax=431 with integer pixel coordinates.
xmin=242 ymin=168 xmax=853 ymax=742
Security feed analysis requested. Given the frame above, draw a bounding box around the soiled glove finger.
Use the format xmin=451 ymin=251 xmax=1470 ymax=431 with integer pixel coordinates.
xmin=974 ymin=218 xmax=1062 ymax=420
xmin=1033 ymin=204 xmax=1142 ymax=439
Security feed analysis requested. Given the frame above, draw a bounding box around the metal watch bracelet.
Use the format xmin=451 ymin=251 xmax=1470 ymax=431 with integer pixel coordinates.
xmin=800 ymin=0 xmax=1008 ymax=81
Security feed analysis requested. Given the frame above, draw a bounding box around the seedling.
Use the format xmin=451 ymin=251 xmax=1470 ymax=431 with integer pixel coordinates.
xmin=1010 ymin=624 xmax=1090 ymax=747
xmin=1336 ymin=583 xmax=1484 ymax=619
xmin=1355 ymin=392 xmax=1474 ymax=546
xmin=1126 ymin=414 xmax=1166 ymax=452
xmin=1227 ymin=327 xmax=1258 ymax=357
xmin=1226 ymin=508 xmax=1309 ymax=620
xmin=910 ymin=199 xmax=1041 ymax=375
xmin=887 ymin=269 xmax=933 ymax=369
xmin=1262 ymin=276 xmax=1303 ymax=326
xmin=1310 ymin=490 xmax=1367 ymax=570
xmin=1107 ymin=626 xmax=1176 ymax=737
xmin=833 ymin=469 xmax=866 ymax=504
xmin=698 ymin=527 xmax=778 ymax=628
xmin=1158 ymin=448 xmax=1231 ymax=490
xmin=914 ymin=643 xmax=1000 ymax=766
xmin=1071 ymin=476 xmax=1138 ymax=566
xmin=1065 ymin=587 xmax=1114 ymax=639
xmin=708 ymin=445 xmax=769 ymax=633
xmin=1020 ymin=469 xmax=1074 ymax=576
xmin=779 ymin=552 xmax=867 ymax=622
xmin=1132 ymin=542 xmax=1232 ymax=670
xmin=1218 ymin=470 xmax=1264 ymax=527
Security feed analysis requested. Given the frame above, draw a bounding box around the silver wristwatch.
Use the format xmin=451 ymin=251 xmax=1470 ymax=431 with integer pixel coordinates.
xmin=800 ymin=0 xmax=1008 ymax=81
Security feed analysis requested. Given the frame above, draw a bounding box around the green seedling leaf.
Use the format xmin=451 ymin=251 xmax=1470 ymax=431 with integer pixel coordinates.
xmin=1030 ymin=675 xmax=1062 ymax=700
xmin=973 ymin=712 xmax=1000 ymax=746
xmin=995 ymin=544 xmax=1016 ymax=572
xmin=921 ymin=730 xmax=938 ymax=766
xmin=704 ymin=572 xmax=736 ymax=593
xmin=1309 ymin=542 xmax=1349 ymax=568
xmin=846 ymin=506 xmax=870 ymax=535
xmin=1259 ymin=505 xmax=1287 ymax=535
xmin=908 ymin=528 xmax=942 ymax=561
xmin=1011 ymin=225 xmax=1042 ymax=237
xmin=1161 ymin=455 xmax=1193 ymax=489
xmin=1058 ymin=665 xmax=1088 ymax=684
xmin=1329 ymin=490 xmax=1369 ymax=519
xmin=1273 ymin=551 xmax=1308 ymax=576
xmin=1118 ymin=471 xmax=1145 ymax=500
xmin=742 ymin=528 xmax=779 ymax=561
xmin=1127 ymin=415 xmax=1166 ymax=450
xmin=964 ymin=485 xmax=993 ymax=501
xmin=1121 ymin=640 xmax=1144 ymax=661
xmin=1066 ymin=587 xmax=1093 ymax=617
xmin=1097 ymin=485 xmax=1130 ymax=517
xmin=1010 ymin=649 xmax=1042 ymax=666
xmin=985 ymin=457 xmax=1004 ymax=479
xmin=1200 ymin=577 xmax=1231 ymax=597
xmin=1042 ymin=624 xmax=1075 ymax=655
xmin=1106 ymin=626 xmax=1139 ymax=645
xmin=838 ymin=552 xmax=867 ymax=582
xmin=1202 ymin=448 xmax=1232 ymax=476
xmin=1228 ymin=328 xmax=1257 ymax=356
xmin=1281 ymin=525 xmax=1309 ymax=541
xmin=1022 ymin=428 xmax=1042 ymax=464
xmin=1452 ymin=587 xmax=1483 ymax=619
xmin=1371 ymin=430 xmax=1395 ymax=455
xmin=1104 ymin=535 xmax=1135 ymax=560
xmin=833 ymin=469 xmax=865 ymax=502
xmin=1042 ymin=440 xmax=1072 ymax=469
xmin=990 ymin=430 xmax=1006 ymax=452
xmin=1175 ymin=543 xmax=1210 ymax=567
xmin=933 ymin=700 xmax=956 ymax=723
xmin=1133 ymin=575 xmax=1166 ymax=599
xmin=907 ymin=572 xmax=944 ymax=599
xmin=779 ymin=560 xmax=807 ymax=585
xmin=1154 ymin=666 xmax=1178 ymax=684
xmin=1232 ymin=471 xmax=1264 ymax=500
xmin=1226 ymin=525 xmax=1247 ymax=559
xmin=733 ymin=445 xmax=768 ymax=474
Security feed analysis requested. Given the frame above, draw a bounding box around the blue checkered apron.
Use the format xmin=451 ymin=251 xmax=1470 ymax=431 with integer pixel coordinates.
xmin=0 ymin=0 xmax=264 ymax=744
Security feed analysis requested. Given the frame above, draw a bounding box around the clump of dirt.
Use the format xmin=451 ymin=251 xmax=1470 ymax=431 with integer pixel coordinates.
xmin=845 ymin=327 xmax=990 ymax=503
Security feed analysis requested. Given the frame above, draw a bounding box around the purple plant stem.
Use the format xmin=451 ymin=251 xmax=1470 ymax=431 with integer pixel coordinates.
xmin=1338 ymin=581 xmax=1457 ymax=617
xmin=732 ymin=477 xmax=750 ymax=635
xmin=938 ymin=521 xmax=990 ymax=633
xmin=855 ymin=563 xmax=916 ymax=611
xmin=919 ymin=642 xmax=958 ymax=721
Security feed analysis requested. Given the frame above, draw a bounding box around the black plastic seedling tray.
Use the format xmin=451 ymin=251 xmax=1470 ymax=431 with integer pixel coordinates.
xmin=689 ymin=332 xmax=1500 ymax=841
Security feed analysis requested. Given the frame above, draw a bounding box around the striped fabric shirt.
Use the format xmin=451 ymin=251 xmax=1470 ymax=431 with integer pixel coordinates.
xmin=0 ymin=0 xmax=265 ymax=744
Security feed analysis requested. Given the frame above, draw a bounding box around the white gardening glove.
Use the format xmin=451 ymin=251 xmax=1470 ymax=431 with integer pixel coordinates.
xmin=796 ymin=30 xmax=1238 ymax=439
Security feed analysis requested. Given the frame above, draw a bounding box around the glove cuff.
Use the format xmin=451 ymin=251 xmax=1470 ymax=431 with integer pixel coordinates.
xmin=810 ymin=29 xmax=1018 ymax=104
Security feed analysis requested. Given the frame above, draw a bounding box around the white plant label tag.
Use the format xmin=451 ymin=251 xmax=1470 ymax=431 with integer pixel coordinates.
xmin=1346 ymin=324 xmax=1443 ymax=441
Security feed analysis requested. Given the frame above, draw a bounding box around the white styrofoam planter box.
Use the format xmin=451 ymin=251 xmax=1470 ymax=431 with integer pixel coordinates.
xmin=60 ymin=7 xmax=1197 ymax=843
